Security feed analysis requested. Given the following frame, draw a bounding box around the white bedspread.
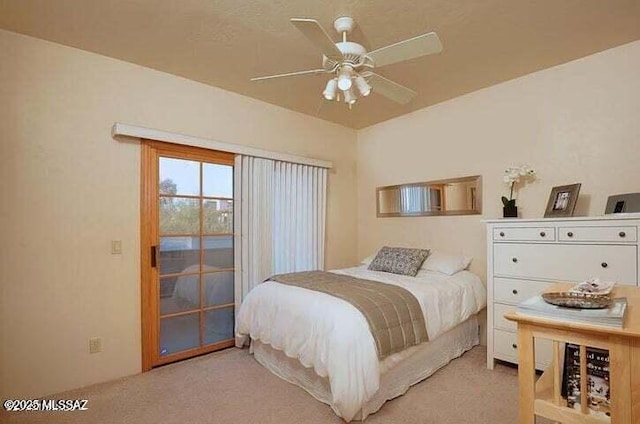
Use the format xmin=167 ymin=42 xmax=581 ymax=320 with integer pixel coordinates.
xmin=235 ymin=266 xmax=486 ymax=421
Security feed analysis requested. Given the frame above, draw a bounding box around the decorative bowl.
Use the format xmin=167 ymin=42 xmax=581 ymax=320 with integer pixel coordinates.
xmin=541 ymin=291 xmax=613 ymax=309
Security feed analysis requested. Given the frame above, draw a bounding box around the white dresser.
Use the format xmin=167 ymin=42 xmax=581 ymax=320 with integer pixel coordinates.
xmin=486 ymin=215 xmax=640 ymax=370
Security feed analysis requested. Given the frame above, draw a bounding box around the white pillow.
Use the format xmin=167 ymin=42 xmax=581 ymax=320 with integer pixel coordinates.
xmin=421 ymin=251 xmax=472 ymax=275
xmin=361 ymin=254 xmax=376 ymax=265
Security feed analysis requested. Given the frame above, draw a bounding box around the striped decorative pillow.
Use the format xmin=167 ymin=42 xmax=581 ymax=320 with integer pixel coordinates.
xmin=368 ymin=246 xmax=430 ymax=277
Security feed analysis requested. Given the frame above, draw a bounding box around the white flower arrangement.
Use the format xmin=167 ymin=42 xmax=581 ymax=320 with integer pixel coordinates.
xmin=502 ymin=165 xmax=536 ymax=208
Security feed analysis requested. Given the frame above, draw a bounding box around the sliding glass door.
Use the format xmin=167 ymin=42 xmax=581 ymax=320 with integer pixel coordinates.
xmin=141 ymin=141 xmax=235 ymax=370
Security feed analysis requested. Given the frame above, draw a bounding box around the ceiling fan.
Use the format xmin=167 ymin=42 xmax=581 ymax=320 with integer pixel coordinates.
xmin=251 ymin=16 xmax=443 ymax=107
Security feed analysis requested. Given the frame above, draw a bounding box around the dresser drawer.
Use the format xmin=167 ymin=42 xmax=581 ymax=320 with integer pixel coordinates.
xmin=493 ymin=303 xmax=516 ymax=331
xmin=494 ymin=278 xmax=553 ymax=305
xmin=494 ymin=243 xmax=638 ymax=285
xmin=493 ymin=227 xmax=555 ymax=242
xmin=558 ymin=226 xmax=637 ymax=242
xmin=494 ymin=329 xmax=553 ymax=367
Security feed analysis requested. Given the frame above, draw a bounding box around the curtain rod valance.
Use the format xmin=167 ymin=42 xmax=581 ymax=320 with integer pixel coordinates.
xmin=112 ymin=123 xmax=333 ymax=169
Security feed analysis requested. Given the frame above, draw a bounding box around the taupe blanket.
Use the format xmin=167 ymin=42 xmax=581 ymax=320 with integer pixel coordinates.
xmin=268 ymin=271 xmax=428 ymax=359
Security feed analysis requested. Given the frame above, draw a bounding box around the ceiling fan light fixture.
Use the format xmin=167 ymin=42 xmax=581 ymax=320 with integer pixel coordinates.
xmin=252 ymin=17 xmax=441 ymax=109
xmin=343 ymin=88 xmax=357 ymax=105
xmin=337 ymin=66 xmax=353 ymax=91
xmin=323 ymin=78 xmax=338 ymax=100
xmin=354 ymin=74 xmax=372 ymax=97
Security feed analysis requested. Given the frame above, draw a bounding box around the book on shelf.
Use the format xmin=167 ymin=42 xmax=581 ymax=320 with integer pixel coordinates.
xmin=516 ymin=296 xmax=627 ymax=328
xmin=561 ymin=343 xmax=611 ymax=419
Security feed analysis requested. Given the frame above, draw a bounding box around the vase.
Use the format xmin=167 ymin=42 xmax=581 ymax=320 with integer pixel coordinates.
xmin=503 ymin=205 xmax=518 ymax=218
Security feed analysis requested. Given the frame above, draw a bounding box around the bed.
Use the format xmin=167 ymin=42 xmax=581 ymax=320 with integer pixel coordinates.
xmin=236 ymin=264 xmax=486 ymax=421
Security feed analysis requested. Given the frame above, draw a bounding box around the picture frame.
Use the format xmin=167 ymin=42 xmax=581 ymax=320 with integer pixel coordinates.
xmin=544 ymin=183 xmax=581 ymax=218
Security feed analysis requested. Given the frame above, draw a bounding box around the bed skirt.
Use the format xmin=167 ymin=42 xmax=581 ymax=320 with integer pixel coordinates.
xmin=250 ymin=314 xmax=479 ymax=421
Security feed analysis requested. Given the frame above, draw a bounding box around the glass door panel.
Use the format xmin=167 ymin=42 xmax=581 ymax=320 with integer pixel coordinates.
xmin=160 ymin=313 xmax=200 ymax=356
xmin=141 ymin=143 xmax=235 ymax=370
xmin=203 ymin=236 xmax=234 ymax=269
xmin=204 ymin=307 xmax=235 ymax=345
xmin=203 ymin=199 xmax=233 ymax=234
xmin=160 ymin=198 xmax=200 ymax=234
xmin=159 ymin=275 xmax=200 ymax=315
xmin=203 ymin=163 xmax=233 ymax=197
xmin=159 ymin=236 xmax=200 ymax=275
xmin=160 ymin=157 xmax=200 ymax=196
xmin=203 ymin=272 xmax=234 ymax=307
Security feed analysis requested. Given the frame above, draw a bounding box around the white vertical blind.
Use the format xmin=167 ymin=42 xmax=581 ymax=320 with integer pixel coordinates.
xmin=234 ymin=156 xmax=327 ymax=311
xmin=233 ymin=156 xmax=274 ymax=314
xmin=273 ymin=161 xmax=326 ymax=273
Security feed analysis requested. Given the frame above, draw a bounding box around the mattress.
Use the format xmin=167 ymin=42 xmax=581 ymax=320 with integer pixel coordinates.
xmin=252 ymin=315 xmax=479 ymax=421
xmin=236 ymin=266 xmax=486 ymax=421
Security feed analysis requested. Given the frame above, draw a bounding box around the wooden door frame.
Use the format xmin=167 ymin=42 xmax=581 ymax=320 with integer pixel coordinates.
xmin=140 ymin=139 xmax=235 ymax=371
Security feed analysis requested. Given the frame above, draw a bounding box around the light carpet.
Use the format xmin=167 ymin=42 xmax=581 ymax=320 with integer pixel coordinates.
xmin=3 ymin=346 xmax=551 ymax=423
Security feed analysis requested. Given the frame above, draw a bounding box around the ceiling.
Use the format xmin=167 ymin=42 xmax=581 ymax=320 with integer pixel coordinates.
xmin=1 ymin=1 xmax=640 ymax=129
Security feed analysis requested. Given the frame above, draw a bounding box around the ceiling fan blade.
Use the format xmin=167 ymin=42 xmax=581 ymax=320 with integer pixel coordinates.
xmin=364 ymin=72 xmax=417 ymax=104
xmin=367 ymin=32 xmax=442 ymax=68
xmin=291 ymin=18 xmax=343 ymax=60
xmin=251 ymin=68 xmax=328 ymax=82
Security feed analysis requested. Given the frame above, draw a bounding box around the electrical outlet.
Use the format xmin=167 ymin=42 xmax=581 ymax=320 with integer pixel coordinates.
xmin=111 ymin=240 xmax=122 ymax=255
xmin=89 ymin=337 xmax=102 ymax=354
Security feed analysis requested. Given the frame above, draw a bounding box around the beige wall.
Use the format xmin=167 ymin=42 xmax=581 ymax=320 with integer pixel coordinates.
xmin=357 ymin=40 xmax=640 ymax=281
xmin=4 ymin=25 xmax=640 ymax=400
xmin=0 ymin=29 xmax=357 ymax=399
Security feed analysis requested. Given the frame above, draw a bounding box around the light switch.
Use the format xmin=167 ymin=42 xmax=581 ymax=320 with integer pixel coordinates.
xmin=111 ymin=240 xmax=122 ymax=255
xmin=89 ymin=337 xmax=102 ymax=354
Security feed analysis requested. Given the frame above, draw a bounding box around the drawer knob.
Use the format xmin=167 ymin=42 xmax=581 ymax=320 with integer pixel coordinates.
xmin=499 ymin=232 xmax=505 ymax=237
xmin=567 ymin=231 xmax=574 ymax=237
xmin=512 ymin=289 xmax=518 ymax=295
xmin=512 ymin=343 xmax=518 ymax=350
xmin=512 ymin=257 xmax=518 ymax=263
xmin=601 ymin=262 xmax=608 ymax=268
xmin=539 ymin=231 xmax=546 ymax=237
xmin=619 ymin=231 xmax=626 ymax=238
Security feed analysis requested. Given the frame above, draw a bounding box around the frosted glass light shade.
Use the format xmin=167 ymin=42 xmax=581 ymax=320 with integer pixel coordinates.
xmin=323 ymin=79 xmax=338 ymax=100
xmin=343 ymin=88 xmax=357 ymax=105
xmin=337 ymin=66 xmax=353 ymax=90
xmin=354 ymin=75 xmax=372 ymax=96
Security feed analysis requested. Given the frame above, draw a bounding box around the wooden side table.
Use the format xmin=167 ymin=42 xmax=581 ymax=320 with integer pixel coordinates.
xmin=505 ymin=284 xmax=640 ymax=424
